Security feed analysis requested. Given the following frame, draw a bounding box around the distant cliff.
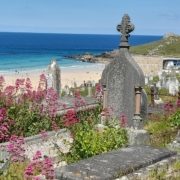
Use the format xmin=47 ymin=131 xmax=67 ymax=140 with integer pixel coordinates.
xmin=130 ymin=34 xmax=180 ymax=56
xmin=65 ymin=33 xmax=180 ymax=63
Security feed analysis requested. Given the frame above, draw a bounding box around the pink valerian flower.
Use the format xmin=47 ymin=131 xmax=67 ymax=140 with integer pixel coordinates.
xmin=24 ymin=151 xmax=42 ymax=179
xmin=176 ymin=99 xmax=180 ymax=108
xmin=51 ymin=120 xmax=59 ymax=131
xmin=45 ymin=88 xmax=58 ymax=118
xmin=6 ymin=135 xmax=25 ymax=162
xmin=63 ymin=109 xmax=79 ymax=127
xmin=24 ymin=162 xmax=42 ymax=180
xmin=15 ymin=78 xmax=25 ymax=91
xmin=42 ymin=157 xmax=55 ymax=180
xmin=95 ymin=83 xmax=103 ymax=100
xmin=4 ymin=85 xmax=16 ymax=96
xmin=0 ymin=108 xmax=14 ymax=143
xmin=62 ymin=103 xmax=67 ymax=109
xmin=38 ymin=74 xmax=47 ymax=91
xmin=24 ymin=164 xmax=34 ymax=178
xmin=25 ymin=78 xmax=32 ymax=90
xmin=23 ymin=89 xmax=33 ymax=101
xmin=0 ymin=123 xmax=10 ymax=142
xmin=101 ymin=107 xmax=113 ymax=118
xmin=33 ymin=177 xmax=41 ymax=180
xmin=32 ymin=89 xmax=46 ymax=103
xmin=33 ymin=151 xmax=42 ymax=161
xmin=40 ymin=130 xmax=48 ymax=141
xmin=120 ymin=113 xmax=128 ymax=128
xmin=0 ymin=107 xmax=6 ymax=122
xmin=40 ymin=74 xmax=46 ymax=82
xmin=164 ymin=101 xmax=174 ymax=113
xmin=24 ymin=151 xmax=55 ymax=180
xmin=73 ymin=91 xmax=86 ymax=109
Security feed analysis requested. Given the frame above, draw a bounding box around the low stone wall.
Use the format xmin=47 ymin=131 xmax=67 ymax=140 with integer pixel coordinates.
xmin=133 ymin=55 xmax=163 ymax=76
xmin=0 ymin=129 xmax=72 ymax=172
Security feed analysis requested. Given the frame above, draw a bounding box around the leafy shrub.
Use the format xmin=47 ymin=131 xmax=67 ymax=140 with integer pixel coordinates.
xmin=169 ymin=110 xmax=180 ymax=128
xmin=152 ymin=76 xmax=159 ymax=83
xmin=7 ymin=104 xmax=52 ymax=137
xmin=63 ymin=121 xmax=127 ymax=163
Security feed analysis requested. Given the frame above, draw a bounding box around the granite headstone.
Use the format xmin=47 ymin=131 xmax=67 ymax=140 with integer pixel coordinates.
xmin=101 ymin=14 xmax=147 ymax=126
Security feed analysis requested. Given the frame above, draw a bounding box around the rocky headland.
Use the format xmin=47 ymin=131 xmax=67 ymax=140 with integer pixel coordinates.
xmin=64 ymin=51 xmax=118 ymax=64
xmin=64 ymin=34 xmax=180 ymax=76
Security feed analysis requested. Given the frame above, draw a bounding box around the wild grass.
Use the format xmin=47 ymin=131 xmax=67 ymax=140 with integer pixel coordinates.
xmin=130 ymin=36 xmax=180 ymax=56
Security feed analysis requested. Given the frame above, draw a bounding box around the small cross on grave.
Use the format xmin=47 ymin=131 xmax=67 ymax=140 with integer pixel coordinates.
xmin=117 ymin=14 xmax=134 ymax=48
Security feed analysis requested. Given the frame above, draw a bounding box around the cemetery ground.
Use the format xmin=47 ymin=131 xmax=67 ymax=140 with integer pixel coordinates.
xmin=0 ymin=14 xmax=180 ymax=179
xmin=0 ymin=74 xmax=179 ymax=179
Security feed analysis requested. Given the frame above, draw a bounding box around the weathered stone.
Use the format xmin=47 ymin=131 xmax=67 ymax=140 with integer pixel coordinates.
xmin=0 ymin=129 xmax=72 ymax=162
xmin=0 ymin=149 xmax=9 ymax=174
xmin=55 ymin=146 xmax=176 ymax=179
xmin=132 ymin=115 xmax=143 ymax=130
xmin=127 ymin=128 xmax=150 ymax=145
xmin=101 ymin=14 xmax=145 ymax=126
xmin=47 ymin=59 xmax=61 ymax=97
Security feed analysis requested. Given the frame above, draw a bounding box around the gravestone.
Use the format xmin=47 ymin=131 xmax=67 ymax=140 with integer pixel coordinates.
xmin=153 ymin=84 xmax=159 ymax=100
xmin=64 ymin=85 xmax=70 ymax=96
xmin=101 ymin=14 xmax=147 ymax=126
xmin=168 ymin=77 xmax=179 ymax=96
xmin=87 ymin=81 xmax=93 ymax=97
xmin=46 ymin=73 xmax=53 ymax=88
xmin=145 ymin=75 xmax=149 ymax=85
xmin=47 ymin=59 xmax=61 ymax=97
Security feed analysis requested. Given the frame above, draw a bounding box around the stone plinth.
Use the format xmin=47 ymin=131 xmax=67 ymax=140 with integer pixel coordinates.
xmin=127 ymin=128 xmax=150 ymax=146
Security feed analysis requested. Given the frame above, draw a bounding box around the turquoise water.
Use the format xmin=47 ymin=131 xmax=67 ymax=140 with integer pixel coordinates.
xmin=0 ymin=33 xmax=162 ymax=72
xmin=0 ymin=53 xmax=93 ymax=73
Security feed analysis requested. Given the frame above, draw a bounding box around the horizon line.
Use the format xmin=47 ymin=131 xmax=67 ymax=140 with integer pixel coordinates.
xmin=0 ymin=31 xmax=163 ymax=36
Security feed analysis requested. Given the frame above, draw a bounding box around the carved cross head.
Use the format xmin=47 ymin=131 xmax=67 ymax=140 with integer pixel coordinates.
xmin=117 ymin=14 xmax=135 ymax=48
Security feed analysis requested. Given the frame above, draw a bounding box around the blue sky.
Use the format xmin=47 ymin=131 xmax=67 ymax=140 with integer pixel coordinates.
xmin=0 ymin=0 xmax=179 ymax=35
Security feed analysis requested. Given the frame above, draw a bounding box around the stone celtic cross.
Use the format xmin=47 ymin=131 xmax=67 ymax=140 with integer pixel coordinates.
xmin=117 ymin=14 xmax=135 ymax=48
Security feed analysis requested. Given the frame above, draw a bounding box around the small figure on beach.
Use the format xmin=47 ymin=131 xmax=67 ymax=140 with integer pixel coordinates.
xmin=83 ymin=80 xmax=87 ymax=87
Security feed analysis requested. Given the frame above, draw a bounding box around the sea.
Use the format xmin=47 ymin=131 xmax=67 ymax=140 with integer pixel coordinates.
xmin=0 ymin=32 xmax=162 ymax=73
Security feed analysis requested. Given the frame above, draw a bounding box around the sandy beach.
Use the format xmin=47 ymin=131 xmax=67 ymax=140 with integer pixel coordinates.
xmin=0 ymin=55 xmax=164 ymax=89
xmin=1 ymin=64 xmax=106 ymax=89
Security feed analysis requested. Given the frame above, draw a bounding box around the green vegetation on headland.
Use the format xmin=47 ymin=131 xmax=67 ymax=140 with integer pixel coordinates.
xmin=130 ymin=35 xmax=180 ymax=56
xmin=66 ymin=34 xmax=180 ymax=64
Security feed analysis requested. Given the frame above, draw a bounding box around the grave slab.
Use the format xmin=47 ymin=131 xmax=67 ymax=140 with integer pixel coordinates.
xmin=55 ymin=145 xmax=176 ymax=180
